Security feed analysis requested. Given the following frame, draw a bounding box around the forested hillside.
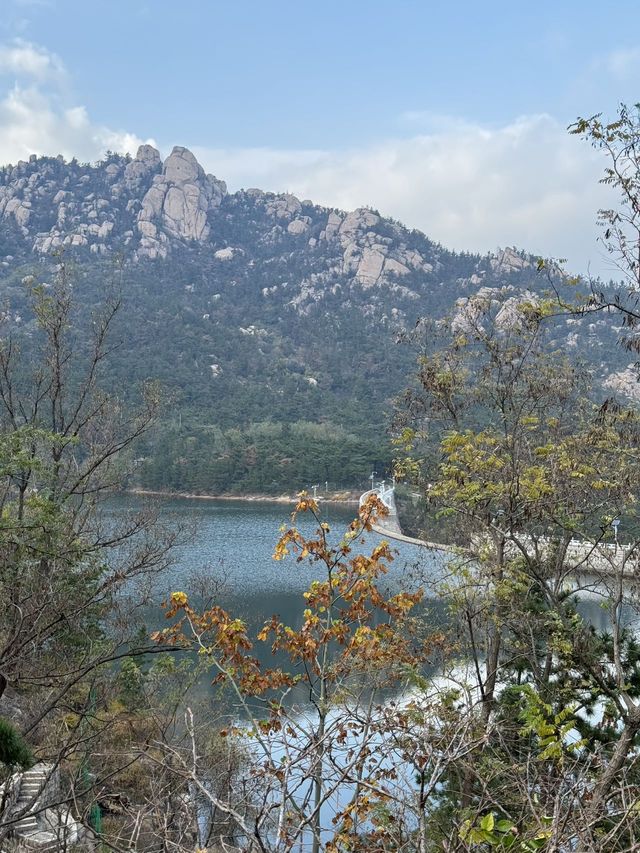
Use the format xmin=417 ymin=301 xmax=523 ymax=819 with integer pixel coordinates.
xmin=0 ymin=145 xmax=629 ymax=493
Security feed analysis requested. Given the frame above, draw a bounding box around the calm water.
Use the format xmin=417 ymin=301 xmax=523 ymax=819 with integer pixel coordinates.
xmin=107 ymin=494 xmax=445 ymax=638
xmin=106 ymin=494 xmax=631 ymax=651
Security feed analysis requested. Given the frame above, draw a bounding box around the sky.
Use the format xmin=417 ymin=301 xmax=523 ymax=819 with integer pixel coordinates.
xmin=1 ymin=0 xmax=640 ymax=277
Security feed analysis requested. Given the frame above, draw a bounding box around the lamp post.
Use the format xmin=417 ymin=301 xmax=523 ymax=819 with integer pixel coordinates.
xmin=612 ymin=517 xmax=621 ymax=551
xmin=370 ymin=471 xmax=377 ymax=492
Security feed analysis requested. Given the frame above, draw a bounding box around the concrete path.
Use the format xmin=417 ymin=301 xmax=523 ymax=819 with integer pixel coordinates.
xmin=360 ymin=487 xmax=640 ymax=576
xmin=360 ymin=488 xmax=458 ymax=552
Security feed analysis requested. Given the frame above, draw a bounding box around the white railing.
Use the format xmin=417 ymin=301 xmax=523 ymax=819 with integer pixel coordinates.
xmin=377 ymin=485 xmax=395 ymax=510
xmin=360 ymin=486 xmax=640 ymax=572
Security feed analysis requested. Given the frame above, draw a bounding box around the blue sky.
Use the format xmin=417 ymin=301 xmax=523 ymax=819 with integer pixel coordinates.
xmin=2 ymin=0 xmax=640 ymax=275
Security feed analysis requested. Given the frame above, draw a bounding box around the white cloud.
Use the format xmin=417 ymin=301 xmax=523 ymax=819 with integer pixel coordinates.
xmin=0 ymin=37 xmax=152 ymax=165
xmin=0 ymin=38 xmax=64 ymax=82
xmin=193 ymin=114 xmax=612 ymax=278
xmin=0 ymin=83 xmax=152 ymax=163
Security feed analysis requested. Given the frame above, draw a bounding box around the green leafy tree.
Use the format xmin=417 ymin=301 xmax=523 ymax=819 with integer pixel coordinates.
xmin=393 ymin=287 xmax=640 ymax=850
xmin=0 ymin=263 xmax=183 ymax=846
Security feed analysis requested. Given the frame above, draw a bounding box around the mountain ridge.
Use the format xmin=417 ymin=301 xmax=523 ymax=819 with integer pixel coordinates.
xmin=0 ymin=145 xmax=629 ymax=493
xmin=0 ymin=143 xmax=532 ymax=296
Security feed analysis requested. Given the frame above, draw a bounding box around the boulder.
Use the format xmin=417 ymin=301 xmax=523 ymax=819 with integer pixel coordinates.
xmin=3 ymin=198 xmax=31 ymax=228
xmin=383 ymin=258 xmax=410 ymax=277
xmin=265 ymin=194 xmax=302 ymax=220
xmin=355 ymin=248 xmax=386 ymax=287
xmin=603 ymin=365 xmax=640 ymax=402
xmin=214 ymin=247 xmax=236 ymax=261
xmin=123 ymin=145 xmax=162 ymax=188
xmin=287 ymin=219 xmax=309 ymax=235
xmin=339 ymin=208 xmax=380 ymax=238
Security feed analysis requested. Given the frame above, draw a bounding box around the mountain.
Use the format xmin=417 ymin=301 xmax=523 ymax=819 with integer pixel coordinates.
xmin=0 ymin=145 xmax=629 ymax=494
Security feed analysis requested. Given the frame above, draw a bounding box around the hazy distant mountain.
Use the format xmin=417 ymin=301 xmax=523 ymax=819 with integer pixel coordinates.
xmin=0 ymin=145 xmax=629 ymax=493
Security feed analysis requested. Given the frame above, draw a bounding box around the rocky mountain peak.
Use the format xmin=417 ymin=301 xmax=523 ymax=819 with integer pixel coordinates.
xmin=0 ymin=145 xmax=552 ymax=311
xmin=0 ymin=145 xmax=231 ymax=260
xmin=136 ymin=145 xmax=227 ymax=258
xmin=0 ymin=145 xmax=440 ymax=293
xmin=163 ymin=146 xmax=202 ymax=183
xmin=123 ymin=144 xmax=162 ymax=188
xmin=0 ymin=144 xmax=618 ymax=440
xmin=135 ymin=144 xmax=162 ymax=167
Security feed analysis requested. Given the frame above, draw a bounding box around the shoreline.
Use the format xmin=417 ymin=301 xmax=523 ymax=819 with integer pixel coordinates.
xmin=126 ymin=488 xmax=361 ymax=506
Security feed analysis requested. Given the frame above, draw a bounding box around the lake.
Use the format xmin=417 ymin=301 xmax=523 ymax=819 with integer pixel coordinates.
xmin=107 ymin=494 xmax=631 ymax=660
xmin=107 ymin=494 xmax=446 ymax=654
xmin=104 ymin=495 xmax=637 ymax=848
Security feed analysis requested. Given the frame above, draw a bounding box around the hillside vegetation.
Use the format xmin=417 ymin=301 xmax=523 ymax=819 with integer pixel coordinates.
xmin=0 ymin=146 xmax=629 ymax=493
